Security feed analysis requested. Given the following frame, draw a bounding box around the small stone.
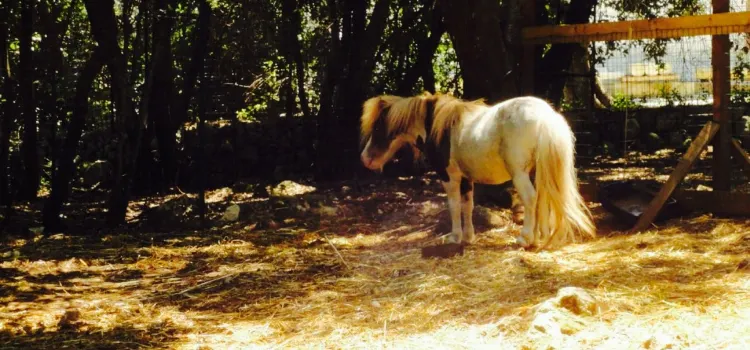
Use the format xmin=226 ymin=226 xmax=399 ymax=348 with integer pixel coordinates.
xmin=738 ymin=259 xmax=750 ymax=272
xmin=221 ymin=204 xmax=240 ymax=222
xmin=57 ymin=309 xmax=82 ymax=330
xmin=317 ymin=205 xmax=338 ymax=217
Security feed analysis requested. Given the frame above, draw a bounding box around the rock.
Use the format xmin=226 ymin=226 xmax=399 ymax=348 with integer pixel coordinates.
xmin=737 ymin=258 xmax=750 ymax=272
xmin=646 ymin=132 xmax=662 ymax=150
xmin=625 ymin=118 xmax=640 ymax=140
xmin=435 ymin=205 xmax=507 ymax=236
xmin=267 ymin=180 xmax=317 ymax=197
xmin=206 ymin=187 xmax=233 ymax=203
xmin=82 ymin=160 xmax=111 ymax=187
xmin=57 ymin=309 xmax=82 ymax=330
xmin=418 ymin=200 xmax=443 ymax=217
xmin=434 ymin=204 xmax=509 ymax=235
xmin=556 ymin=287 xmax=600 ymax=316
xmin=316 ymin=205 xmax=338 ymax=217
xmin=222 ymin=204 xmax=240 ymax=222
xmin=142 ymin=195 xmax=197 ymax=229
xmin=526 ymin=287 xmax=601 ymax=346
xmin=668 ymin=131 xmax=687 ymax=148
xmin=474 ymin=206 xmax=507 ymax=229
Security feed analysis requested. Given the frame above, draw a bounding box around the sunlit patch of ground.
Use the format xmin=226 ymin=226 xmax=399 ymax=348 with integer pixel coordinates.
xmin=1 ymin=152 xmax=750 ymax=349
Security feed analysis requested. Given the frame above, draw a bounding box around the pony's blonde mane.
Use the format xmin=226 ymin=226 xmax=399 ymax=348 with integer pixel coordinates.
xmin=360 ymin=93 xmax=432 ymax=145
xmin=360 ymin=92 xmax=487 ymax=145
xmin=430 ymin=94 xmax=487 ymax=143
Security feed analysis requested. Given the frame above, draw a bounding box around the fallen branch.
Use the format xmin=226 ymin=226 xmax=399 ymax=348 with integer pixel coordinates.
xmin=141 ymin=272 xmax=240 ymax=301
xmin=175 ymin=272 xmax=239 ymax=296
xmin=323 ymin=233 xmax=351 ymax=270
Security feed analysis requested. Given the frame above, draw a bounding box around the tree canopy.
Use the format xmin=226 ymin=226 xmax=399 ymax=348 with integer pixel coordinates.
xmin=0 ymin=0 xmax=716 ymax=230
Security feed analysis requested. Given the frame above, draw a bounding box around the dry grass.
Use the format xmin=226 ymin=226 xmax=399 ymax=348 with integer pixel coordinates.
xmin=2 ymin=155 xmax=750 ymax=349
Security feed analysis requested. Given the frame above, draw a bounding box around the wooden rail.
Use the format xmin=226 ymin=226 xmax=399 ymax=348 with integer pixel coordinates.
xmin=522 ymin=11 xmax=750 ymax=43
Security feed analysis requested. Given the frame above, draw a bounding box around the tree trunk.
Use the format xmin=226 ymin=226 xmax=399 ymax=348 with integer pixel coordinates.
xmin=42 ymin=50 xmax=105 ymax=231
xmin=20 ymin=0 xmax=40 ymax=200
xmin=438 ymin=0 xmax=516 ymax=102
xmin=148 ymin=0 xmax=177 ymax=191
xmin=536 ymin=0 xmax=597 ymax=106
xmin=287 ymin=0 xmax=311 ymax=119
xmin=280 ymin=0 xmax=294 ymax=118
xmin=0 ymin=0 xmax=14 ymax=208
xmin=317 ymin=0 xmax=390 ymax=181
xmin=84 ymin=0 xmax=141 ymax=227
xmin=37 ymin=0 xmax=73 ymax=185
xmin=314 ymin=0 xmax=341 ymax=181
xmin=397 ymin=3 xmax=445 ymax=95
xmin=175 ymin=0 xmax=211 ymax=130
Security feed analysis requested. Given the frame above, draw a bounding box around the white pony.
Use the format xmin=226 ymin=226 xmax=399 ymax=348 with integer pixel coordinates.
xmin=359 ymin=92 xmax=595 ymax=249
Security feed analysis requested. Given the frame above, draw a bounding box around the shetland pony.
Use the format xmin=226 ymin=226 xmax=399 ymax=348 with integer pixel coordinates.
xmin=359 ymin=92 xmax=595 ymax=249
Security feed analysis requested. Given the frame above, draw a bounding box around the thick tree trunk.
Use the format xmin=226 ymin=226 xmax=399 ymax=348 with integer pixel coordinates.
xmin=84 ymin=0 xmax=141 ymax=227
xmin=20 ymin=0 xmax=39 ymax=200
xmin=397 ymin=4 xmax=445 ymax=95
xmin=280 ymin=0 xmax=310 ymax=118
xmin=288 ymin=0 xmax=311 ymax=119
xmin=175 ymin=0 xmax=211 ymax=129
xmin=438 ymin=0 xmax=516 ymax=102
xmin=536 ymin=0 xmax=597 ymax=106
xmin=314 ymin=0 xmax=341 ymax=181
xmin=317 ymin=0 xmax=390 ymax=181
xmin=42 ymin=50 xmax=105 ymax=231
xmin=37 ymin=0 xmax=74 ymax=184
xmin=0 ymin=1 xmax=13 ymax=208
xmin=148 ymin=0 xmax=177 ymax=191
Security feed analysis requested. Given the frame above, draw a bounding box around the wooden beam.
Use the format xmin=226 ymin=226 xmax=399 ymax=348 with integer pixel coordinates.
xmin=731 ymin=138 xmax=750 ymax=177
xmin=631 ymin=121 xmax=720 ymax=232
xmin=522 ymin=11 xmax=750 ymax=44
xmin=673 ymin=189 xmax=750 ymax=216
xmin=713 ymin=0 xmax=732 ymax=191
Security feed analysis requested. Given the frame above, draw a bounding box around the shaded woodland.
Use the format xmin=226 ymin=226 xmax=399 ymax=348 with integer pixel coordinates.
xmin=0 ymin=0 xmax=710 ymax=232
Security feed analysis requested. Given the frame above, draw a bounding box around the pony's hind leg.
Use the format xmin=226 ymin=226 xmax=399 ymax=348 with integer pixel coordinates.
xmin=512 ymin=172 xmax=537 ymax=248
xmin=442 ymin=179 xmax=463 ymax=244
xmin=460 ymin=178 xmax=476 ymax=244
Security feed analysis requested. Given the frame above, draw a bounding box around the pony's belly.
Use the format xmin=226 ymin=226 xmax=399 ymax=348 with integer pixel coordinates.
xmin=457 ymin=155 xmax=512 ymax=185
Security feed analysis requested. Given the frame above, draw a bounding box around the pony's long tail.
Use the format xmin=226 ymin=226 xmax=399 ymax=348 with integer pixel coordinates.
xmin=533 ymin=112 xmax=595 ymax=249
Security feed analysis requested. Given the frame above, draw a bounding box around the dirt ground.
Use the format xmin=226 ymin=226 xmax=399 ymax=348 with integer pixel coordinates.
xmin=1 ymin=151 xmax=749 ymax=349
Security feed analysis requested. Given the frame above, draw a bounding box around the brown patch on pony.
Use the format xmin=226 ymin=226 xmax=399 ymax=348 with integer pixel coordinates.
xmin=431 ymin=94 xmax=487 ymax=144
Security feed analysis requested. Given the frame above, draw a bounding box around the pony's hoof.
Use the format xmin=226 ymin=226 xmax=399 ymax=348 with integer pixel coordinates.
xmin=444 ymin=233 xmax=461 ymax=244
xmin=515 ymin=236 xmax=531 ymax=248
xmin=463 ymin=234 xmax=476 ymax=245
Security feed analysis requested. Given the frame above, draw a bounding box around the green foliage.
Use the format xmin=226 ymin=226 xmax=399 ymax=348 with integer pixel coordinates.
xmin=611 ymin=94 xmax=640 ymax=111
xmin=433 ymin=33 xmax=462 ymax=95
xmin=655 ymin=83 xmax=684 ymax=107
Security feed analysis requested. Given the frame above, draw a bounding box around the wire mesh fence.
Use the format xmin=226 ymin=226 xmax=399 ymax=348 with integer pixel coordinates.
xmin=557 ymin=0 xmax=750 ymax=166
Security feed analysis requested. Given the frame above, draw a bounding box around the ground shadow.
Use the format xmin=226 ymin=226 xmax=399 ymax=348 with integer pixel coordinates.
xmin=0 ymin=324 xmax=180 ymax=350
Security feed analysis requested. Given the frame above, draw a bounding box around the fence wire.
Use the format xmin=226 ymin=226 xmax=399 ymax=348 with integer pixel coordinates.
xmin=558 ymin=0 xmax=750 ymax=168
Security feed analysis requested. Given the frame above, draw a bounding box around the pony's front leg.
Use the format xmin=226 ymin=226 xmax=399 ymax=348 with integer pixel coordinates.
xmin=442 ymin=179 xmax=463 ymax=244
xmin=460 ymin=178 xmax=476 ymax=244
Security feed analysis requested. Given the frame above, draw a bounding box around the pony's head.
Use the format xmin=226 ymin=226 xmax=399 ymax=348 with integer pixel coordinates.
xmin=359 ymin=94 xmax=434 ymax=171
